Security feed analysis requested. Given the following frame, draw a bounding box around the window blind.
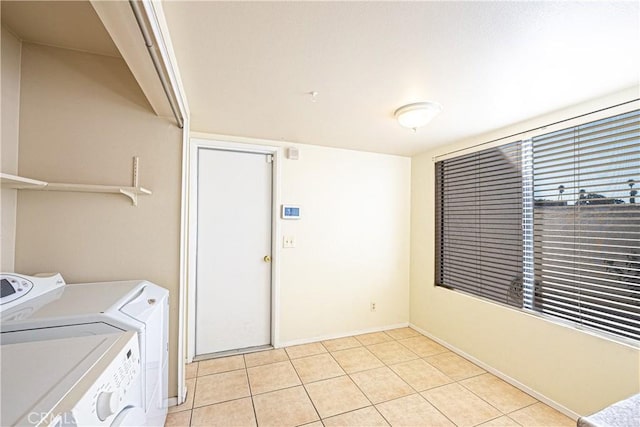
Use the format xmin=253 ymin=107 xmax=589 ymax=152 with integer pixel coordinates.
xmin=436 ymin=142 xmax=523 ymax=307
xmin=435 ymin=108 xmax=639 ymax=342
xmin=531 ymin=110 xmax=640 ymax=340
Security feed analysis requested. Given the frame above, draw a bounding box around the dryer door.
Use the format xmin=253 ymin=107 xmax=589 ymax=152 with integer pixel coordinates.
xmin=110 ymin=406 xmax=146 ymax=427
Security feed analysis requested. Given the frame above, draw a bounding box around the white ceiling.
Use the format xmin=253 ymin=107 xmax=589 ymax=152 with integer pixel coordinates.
xmin=162 ymin=1 xmax=640 ymax=156
xmin=1 ymin=1 xmax=120 ymax=58
xmin=2 ymin=1 xmax=638 ymax=156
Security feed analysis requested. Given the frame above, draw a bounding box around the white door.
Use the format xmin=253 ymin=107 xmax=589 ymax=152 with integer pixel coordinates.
xmin=195 ymin=148 xmax=272 ymax=355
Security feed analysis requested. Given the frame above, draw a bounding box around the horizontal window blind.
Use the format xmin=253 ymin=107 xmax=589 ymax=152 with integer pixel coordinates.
xmin=435 ymin=108 xmax=639 ymax=342
xmin=436 ymin=142 xmax=523 ymax=307
xmin=532 ymin=110 xmax=640 ymax=340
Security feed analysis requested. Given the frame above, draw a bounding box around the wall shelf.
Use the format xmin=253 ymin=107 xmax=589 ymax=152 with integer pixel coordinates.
xmin=1 ymin=173 xmax=47 ymax=189
xmin=0 ymin=157 xmax=151 ymax=206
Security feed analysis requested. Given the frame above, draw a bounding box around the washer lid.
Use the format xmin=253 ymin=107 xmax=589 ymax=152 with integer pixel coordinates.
xmin=1 ymin=322 xmax=124 ymax=345
xmin=1 ymin=281 xmax=145 ymax=325
xmin=0 ymin=333 xmax=126 ymax=426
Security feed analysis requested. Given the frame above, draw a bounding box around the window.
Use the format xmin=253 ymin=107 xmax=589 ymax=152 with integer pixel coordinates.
xmin=435 ymin=141 xmax=523 ymax=307
xmin=435 ymin=109 xmax=640 ymax=341
xmin=531 ymin=110 xmax=640 ymax=340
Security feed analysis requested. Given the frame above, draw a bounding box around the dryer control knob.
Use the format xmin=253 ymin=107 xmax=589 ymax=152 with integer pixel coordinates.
xmin=96 ymin=391 xmax=119 ymax=421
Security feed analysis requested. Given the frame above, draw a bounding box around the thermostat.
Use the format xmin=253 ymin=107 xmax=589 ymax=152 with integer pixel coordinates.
xmin=281 ymin=205 xmax=301 ymax=219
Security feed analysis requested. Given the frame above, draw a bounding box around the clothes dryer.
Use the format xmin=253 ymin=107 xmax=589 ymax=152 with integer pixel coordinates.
xmin=0 ymin=274 xmax=169 ymax=427
xmin=1 ymin=331 xmax=142 ymax=426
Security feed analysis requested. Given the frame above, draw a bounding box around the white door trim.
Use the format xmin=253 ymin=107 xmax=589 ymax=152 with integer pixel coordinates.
xmin=177 ymin=116 xmax=190 ymax=405
xmin=186 ymin=137 xmax=282 ymax=362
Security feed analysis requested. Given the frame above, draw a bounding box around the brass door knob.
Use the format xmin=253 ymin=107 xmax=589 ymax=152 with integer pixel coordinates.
xmin=264 ymin=255 xmax=271 ymax=263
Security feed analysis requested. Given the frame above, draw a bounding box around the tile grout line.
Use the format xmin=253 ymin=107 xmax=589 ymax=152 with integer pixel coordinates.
xmin=193 ymin=366 xmax=246 ymax=379
xmin=384 ymin=331 xmax=457 ymax=426
xmin=321 ymin=331 xmax=414 ymax=426
xmin=373 ymin=334 xmax=459 ymax=427
xmin=288 ymin=344 xmax=325 ymax=425
xmin=456 ymin=374 xmax=535 ymax=421
xmin=393 ymin=331 xmax=467 ymax=426
xmin=241 ymin=354 xmax=260 ymax=427
xmin=341 ymin=367 xmax=393 ymax=427
xmin=506 ymin=400 xmax=542 ymax=424
xmin=322 ymin=345 xmax=377 ymax=421
xmin=407 ymin=372 xmax=490 ymax=426
xmin=187 ymin=375 xmax=198 ymax=426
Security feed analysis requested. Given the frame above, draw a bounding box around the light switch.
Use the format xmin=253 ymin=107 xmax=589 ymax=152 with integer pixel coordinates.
xmin=283 ymin=236 xmax=296 ymax=248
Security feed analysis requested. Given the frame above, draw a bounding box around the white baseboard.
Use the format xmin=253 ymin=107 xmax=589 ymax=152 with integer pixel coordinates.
xmin=167 ymin=381 xmax=188 ymax=408
xmin=409 ymin=323 xmax=580 ymax=421
xmin=278 ymin=322 xmax=410 ymax=348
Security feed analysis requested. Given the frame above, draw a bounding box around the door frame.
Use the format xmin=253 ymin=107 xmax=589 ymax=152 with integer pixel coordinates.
xmin=186 ymin=136 xmax=282 ymax=362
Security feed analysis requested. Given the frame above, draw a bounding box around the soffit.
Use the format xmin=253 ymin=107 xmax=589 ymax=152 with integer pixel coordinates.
xmin=1 ymin=0 xmax=120 ymax=58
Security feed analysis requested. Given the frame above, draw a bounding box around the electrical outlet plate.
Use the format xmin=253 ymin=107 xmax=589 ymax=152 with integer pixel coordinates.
xmin=370 ymin=302 xmax=376 ymax=311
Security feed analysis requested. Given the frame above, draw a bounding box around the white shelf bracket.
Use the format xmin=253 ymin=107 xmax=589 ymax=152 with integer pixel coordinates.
xmin=133 ymin=156 xmax=140 ymax=188
xmin=120 ymin=188 xmax=138 ymax=206
xmin=125 ymin=156 xmax=141 ymax=206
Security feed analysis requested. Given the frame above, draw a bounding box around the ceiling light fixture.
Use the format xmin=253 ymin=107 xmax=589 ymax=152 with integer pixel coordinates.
xmin=395 ymin=101 xmax=443 ymax=132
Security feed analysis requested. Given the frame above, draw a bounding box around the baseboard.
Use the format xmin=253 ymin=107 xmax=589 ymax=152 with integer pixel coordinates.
xmin=278 ymin=322 xmax=410 ymax=348
xmin=166 ymin=396 xmax=178 ymax=408
xmin=409 ymin=323 xmax=580 ymax=421
xmin=167 ymin=381 xmax=188 ymax=408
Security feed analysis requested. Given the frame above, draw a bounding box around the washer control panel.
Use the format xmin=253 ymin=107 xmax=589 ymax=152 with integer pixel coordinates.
xmin=93 ymin=345 xmax=140 ymax=421
xmin=0 ymin=273 xmax=65 ymax=312
xmin=0 ymin=275 xmax=33 ymax=305
xmin=65 ymin=333 xmax=141 ymax=426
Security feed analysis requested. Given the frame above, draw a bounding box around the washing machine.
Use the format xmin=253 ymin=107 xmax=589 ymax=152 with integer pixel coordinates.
xmin=0 ymin=273 xmax=169 ymax=427
xmin=1 ymin=331 xmax=142 ymax=426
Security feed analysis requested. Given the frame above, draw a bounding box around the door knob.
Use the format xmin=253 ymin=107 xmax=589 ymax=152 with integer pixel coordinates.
xmin=264 ymin=255 xmax=271 ymax=263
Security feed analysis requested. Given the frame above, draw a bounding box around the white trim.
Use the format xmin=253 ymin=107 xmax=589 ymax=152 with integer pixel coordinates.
xmin=271 ymin=148 xmax=283 ymax=348
xmin=148 ymin=0 xmax=190 ymax=117
xmin=138 ymin=0 xmax=186 ymax=127
xmin=278 ymin=323 xmax=410 ymax=348
xmin=186 ymin=137 xmax=282 ymax=360
xmin=190 ymin=132 xmax=289 ymax=147
xmin=166 ymin=397 xmax=178 ymax=408
xmin=176 ymin=117 xmax=190 ymax=404
xmin=409 ymin=323 xmax=581 ymax=421
xmin=186 ymin=140 xmax=197 ymax=362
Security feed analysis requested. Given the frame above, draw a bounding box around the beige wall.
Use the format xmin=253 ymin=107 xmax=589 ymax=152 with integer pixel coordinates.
xmin=14 ymin=43 xmax=183 ymax=396
xmin=1 ymin=26 xmax=22 ymax=271
xmin=410 ymin=88 xmax=640 ymax=417
xmin=191 ymin=136 xmax=412 ymax=346
xmin=278 ymin=143 xmax=411 ymax=343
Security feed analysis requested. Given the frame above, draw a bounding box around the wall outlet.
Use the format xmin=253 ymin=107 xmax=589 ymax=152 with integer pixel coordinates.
xmin=370 ymin=302 xmax=376 ymax=312
xmin=283 ymin=236 xmax=296 ymax=248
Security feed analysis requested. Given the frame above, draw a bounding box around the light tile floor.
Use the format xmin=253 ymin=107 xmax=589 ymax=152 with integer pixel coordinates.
xmin=166 ymin=328 xmax=575 ymax=427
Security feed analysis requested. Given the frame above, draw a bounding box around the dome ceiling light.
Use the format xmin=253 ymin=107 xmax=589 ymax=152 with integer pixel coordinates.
xmin=394 ymin=101 xmax=443 ymax=132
